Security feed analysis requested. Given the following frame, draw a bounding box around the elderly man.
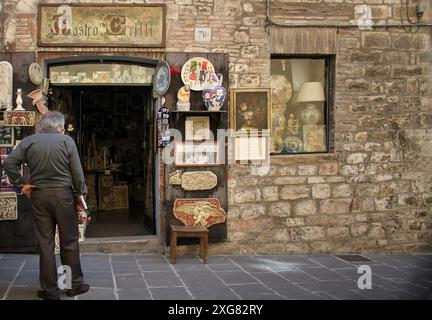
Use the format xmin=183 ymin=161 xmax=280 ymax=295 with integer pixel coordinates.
xmin=3 ymin=111 xmax=89 ymax=300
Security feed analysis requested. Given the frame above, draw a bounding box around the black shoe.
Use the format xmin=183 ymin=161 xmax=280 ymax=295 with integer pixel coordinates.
xmin=37 ymin=290 xmax=60 ymax=300
xmin=66 ymin=284 xmax=90 ymax=297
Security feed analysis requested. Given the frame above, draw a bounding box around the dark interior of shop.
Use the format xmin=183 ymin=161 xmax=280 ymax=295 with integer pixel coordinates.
xmin=49 ymin=86 xmax=155 ymax=238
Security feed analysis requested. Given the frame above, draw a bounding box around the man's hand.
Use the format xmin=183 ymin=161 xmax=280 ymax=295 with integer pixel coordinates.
xmin=75 ymin=196 xmax=86 ymax=213
xmin=21 ymin=184 xmax=35 ymax=198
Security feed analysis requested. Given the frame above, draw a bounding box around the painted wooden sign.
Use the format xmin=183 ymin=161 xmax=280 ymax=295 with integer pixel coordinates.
xmin=38 ymin=4 xmax=166 ymax=47
xmin=3 ymin=111 xmax=36 ymax=126
xmin=173 ymin=198 xmax=226 ymax=228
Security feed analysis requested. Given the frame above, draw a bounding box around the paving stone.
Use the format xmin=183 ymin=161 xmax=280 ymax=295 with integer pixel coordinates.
xmin=0 ymin=258 xmax=25 ymax=268
xmin=112 ymin=262 xmax=141 ymax=275
xmin=172 ymin=264 xmax=209 ymax=272
xmin=177 ymin=270 xmax=227 ymax=288
xmin=277 ymin=269 xmax=320 ymax=284
xmin=138 ymin=259 xmax=172 ymax=272
xmin=77 ymin=288 xmax=116 ymax=300
xmin=143 ymin=271 xmax=183 ymax=287
xmin=0 ymin=281 xmax=10 ymax=298
xmin=186 ymin=286 xmax=240 ymax=300
xmin=368 ymin=265 xmax=412 ymax=279
xmin=13 ymin=270 xmax=39 ymax=287
xmin=150 ymin=287 xmax=193 ymax=300
xmin=172 ymin=256 xmax=203 ymax=265
xmin=254 ymin=257 xmax=296 ymax=271
xmin=115 ymin=274 xmax=147 ymax=290
xmin=81 ymin=259 xmax=112 ymax=272
xmin=362 ymin=254 xmax=412 ymax=266
xmin=135 ymin=254 xmax=165 ymax=260
xmin=226 ymin=256 xmax=270 ymax=272
xmin=390 ymin=255 xmax=432 ymax=268
xmin=229 ymin=283 xmax=284 ymax=300
xmin=5 ymin=286 xmax=38 ymax=300
xmin=214 ymin=271 xmax=258 ymax=285
xmin=299 ymin=267 xmax=347 ymax=281
xmin=117 ymin=289 xmax=152 ymax=300
xmin=110 ymin=254 xmax=137 ymax=262
xmin=311 ymin=257 xmax=354 ymax=269
xmin=252 ymin=272 xmax=321 ymax=299
xmin=207 ymin=256 xmax=235 ymax=264
xmin=81 ymin=253 xmax=111 ymax=260
xmin=314 ymin=291 xmax=338 ymax=300
xmin=208 ymin=264 xmax=243 ymax=271
xmin=276 ymin=256 xmax=322 ymax=268
xmin=84 ymin=271 xmax=114 ymax=288
xmin=22 ymin=259 xmax=39 ymax=271
xmin=0 ymin=268 xmax=19 ymax=282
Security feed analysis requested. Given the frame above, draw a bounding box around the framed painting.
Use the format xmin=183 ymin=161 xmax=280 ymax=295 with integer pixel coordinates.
xmin=229 ymin=88 xmax=272 ymax=133
xmin=185 ymin=116 xmax=210 ymax=141
xmin=0 ymin=122 xmax=14 ymax=147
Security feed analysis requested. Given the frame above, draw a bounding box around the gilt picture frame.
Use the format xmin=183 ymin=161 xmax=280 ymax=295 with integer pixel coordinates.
xmin=229 ymin=88 xmax=272 ymax=134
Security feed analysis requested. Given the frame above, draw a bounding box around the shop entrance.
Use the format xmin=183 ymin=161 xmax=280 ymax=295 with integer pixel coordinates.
xmin=47 ymin=58 xmax=157 ymax=238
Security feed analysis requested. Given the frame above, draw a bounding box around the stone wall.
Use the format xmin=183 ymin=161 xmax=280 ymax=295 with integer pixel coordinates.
xmin=1 ymin=0 xmax=432 ymax=254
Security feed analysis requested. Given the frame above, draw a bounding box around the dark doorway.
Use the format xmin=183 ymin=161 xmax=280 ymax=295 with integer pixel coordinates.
xmin=50 ymin=85 xmax=156 ymax=237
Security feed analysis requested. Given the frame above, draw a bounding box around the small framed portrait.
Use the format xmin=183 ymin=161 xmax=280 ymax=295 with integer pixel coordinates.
xmin=229 ymin=88 xmax=272 ymax=133
xmin=185 ymin=116 xmax=211 ymax=141
xmin=174 ymin=141 xmax=220 ymax=166
xmin=0 ymin=122 xmax=14 ymax=147
xmin=114 ymin=93 xmax=128 ymax=115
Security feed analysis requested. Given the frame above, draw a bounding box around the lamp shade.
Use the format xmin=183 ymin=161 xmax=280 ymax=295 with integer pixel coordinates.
xmin=296 ymin=82 xmax=325 ymax=103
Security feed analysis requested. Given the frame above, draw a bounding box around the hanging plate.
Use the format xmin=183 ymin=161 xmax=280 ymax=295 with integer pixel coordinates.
xmin=153 ymin=61 xmax=171 ymax=96
xmin=29 ymin=62 xmax=43 ymax=85
xmin=181 ymin=57 xmax=215 ymax=91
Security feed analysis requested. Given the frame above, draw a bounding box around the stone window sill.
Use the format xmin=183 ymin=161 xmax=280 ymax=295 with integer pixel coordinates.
xmin=270 ymin=153 xmax=338 ymax=165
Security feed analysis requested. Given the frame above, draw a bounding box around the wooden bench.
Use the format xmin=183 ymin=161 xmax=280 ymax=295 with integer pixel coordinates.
xmin=170 ymin=224 xmax=209 ymax=264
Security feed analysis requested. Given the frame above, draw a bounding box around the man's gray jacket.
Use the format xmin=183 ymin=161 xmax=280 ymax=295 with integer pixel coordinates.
xmin=3 ymin=128 xmax=87 ymax=196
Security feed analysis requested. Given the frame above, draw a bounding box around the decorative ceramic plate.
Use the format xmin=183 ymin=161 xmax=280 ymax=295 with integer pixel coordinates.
xmin=181 ymin=57 xmax=215 ymax=91
xmin=153 ymin=61 xmax=171 ymax=96
xmin=29 ymin=62 xmax=43 ymax=85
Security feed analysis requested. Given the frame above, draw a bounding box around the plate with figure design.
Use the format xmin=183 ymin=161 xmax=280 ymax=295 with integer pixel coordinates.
xmin=181 ymin=57 xmax=215 ymax=91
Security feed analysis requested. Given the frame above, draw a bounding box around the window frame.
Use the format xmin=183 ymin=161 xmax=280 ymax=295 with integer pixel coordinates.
xmin=270 ymin=54 xmax=335 ymax=156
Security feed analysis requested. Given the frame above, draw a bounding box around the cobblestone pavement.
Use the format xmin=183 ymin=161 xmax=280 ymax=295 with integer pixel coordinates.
xmin=0 ymin=253 xmax=431 ymax=300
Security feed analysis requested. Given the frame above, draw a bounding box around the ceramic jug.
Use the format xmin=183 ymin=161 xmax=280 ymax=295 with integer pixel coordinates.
xmin=202 ymin=73 xmax=226 ymax=111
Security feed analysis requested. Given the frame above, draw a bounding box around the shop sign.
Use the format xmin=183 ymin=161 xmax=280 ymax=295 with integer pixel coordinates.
xmin=38 ymin=4 xmax=166 ymax=47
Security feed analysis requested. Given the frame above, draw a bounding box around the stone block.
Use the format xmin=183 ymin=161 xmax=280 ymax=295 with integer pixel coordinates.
xmin=332 ymin=184 xmax=352 ymax=198
xmin=326 ymin=226 xmax=350 ymax=239
xmin=285 ymin=217 xmax=305 ymax=227
xmin=312 ymin=184 xmax=331 ymax=199
xmin=280 ymin=186 xmax=310 ymax=200
xmin=362 ymin=32 xmax=390 ymax=48
xmin=239 ymin=203 xmax=266 ymax=220
xmin=320 ymin=199 xmax=352 ymax=214
xmin=233 ymin=188 xmax=261 ymax=204
xmin=279 ymin=166 xmax=297 ymax=176
xmin=318 ymin=162 xmax=339 ymax=176
xmin=350 ymin=223 xmax=369 ymax=236
xmin=298 ymin=165 xmax=318 ymax=176
xmin=269 ymin=201 xmax=291 ymax=217
xmin=346 ymin=153 xmax=368 ymax=164
xmin=274 ymin=177 xmax=306 ymax=185
xmin=262 ymin=186 xmax=279 ymax=202
xmin=294 ymin=200 xmax=317 ymax=216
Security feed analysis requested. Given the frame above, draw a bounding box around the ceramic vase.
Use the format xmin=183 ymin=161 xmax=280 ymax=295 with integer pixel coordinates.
xmin=301 ymin=103 xmax=321 ymax=125
xmin=202 ymin=73 xmax=226 ymax=111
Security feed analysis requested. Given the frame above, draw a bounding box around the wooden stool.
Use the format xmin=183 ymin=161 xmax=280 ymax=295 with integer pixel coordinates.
xmin=170 ymin=225 xmax=209 ymax=264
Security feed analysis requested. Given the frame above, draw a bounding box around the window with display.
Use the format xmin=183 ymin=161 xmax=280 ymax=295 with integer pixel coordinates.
xmin=270 ymin=56 xmax=334 ymax=155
